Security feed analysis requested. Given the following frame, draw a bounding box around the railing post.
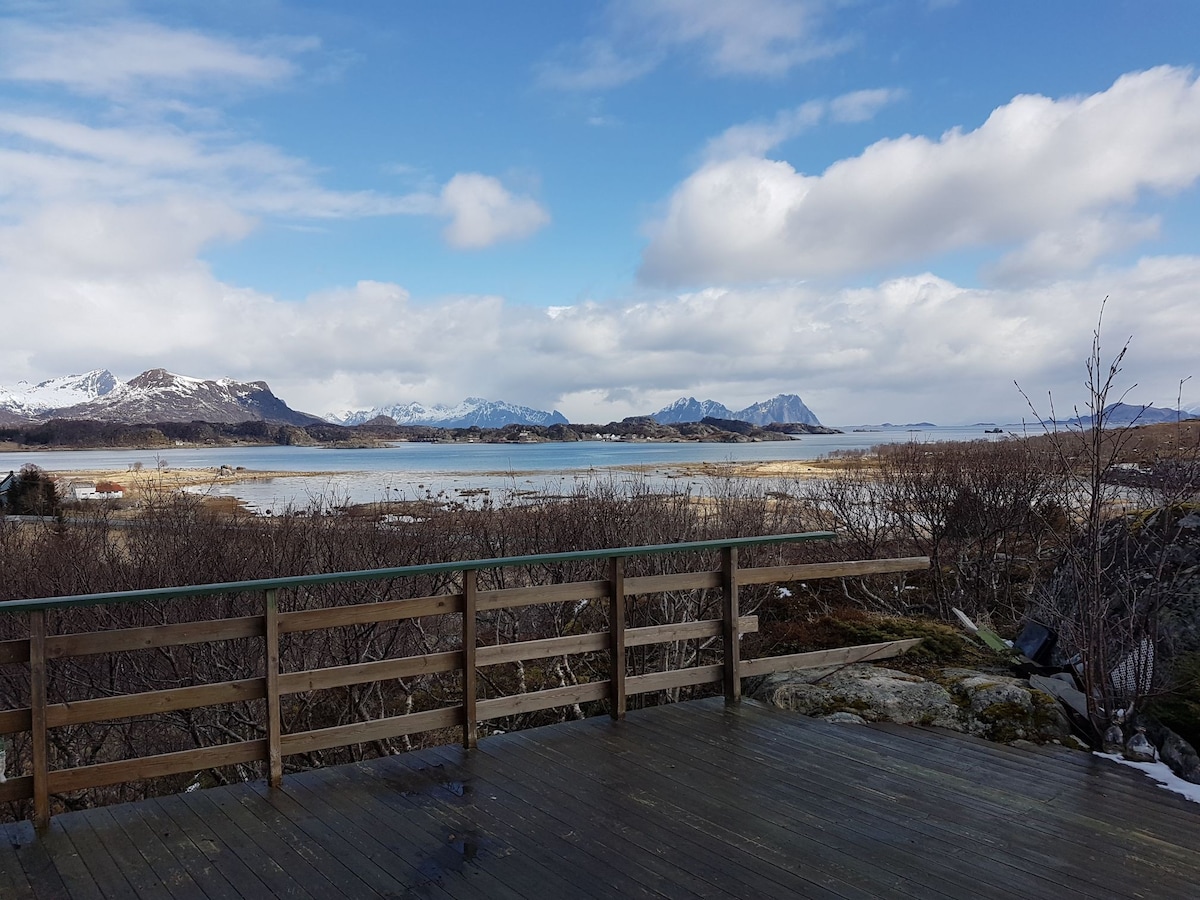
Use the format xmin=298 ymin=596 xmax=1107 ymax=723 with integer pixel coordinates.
xmin=462 ymin=569 xmax=478 ymax=749
xmin=264 ymin=588 xmax=283 ymax=789
xmin=609 ymin=556 xmax=626 ymax=720
xmin=29 ymin=610 xmax=49 ymax=829
xmin=721 ymin=546 xmax=741 ymax=703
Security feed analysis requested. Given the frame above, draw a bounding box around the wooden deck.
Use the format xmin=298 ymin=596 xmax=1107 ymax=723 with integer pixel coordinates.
xmin=2 ymin=697 xmax=1198 ymax=899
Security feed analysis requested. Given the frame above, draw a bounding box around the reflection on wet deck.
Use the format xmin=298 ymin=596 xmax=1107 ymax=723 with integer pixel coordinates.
xmin=3 ymin=697 xmax=1199 ymax=898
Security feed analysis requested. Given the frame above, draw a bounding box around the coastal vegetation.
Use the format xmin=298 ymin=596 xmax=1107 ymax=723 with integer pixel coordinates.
xmin=0 ymin=414 xmax=837 ymax=452
xmin=2 ymin=408 xmax=1198 ymax=816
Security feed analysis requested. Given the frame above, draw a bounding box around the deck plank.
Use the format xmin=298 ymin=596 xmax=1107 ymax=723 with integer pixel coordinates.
xmin=581 ymin=708 xmax=1001 ymax=899
xmin=633 ymin=705 xmax=1097 ymax=896
xmin=332 ymin=752 xmax=607 ymax=899
xmin=3 ymin=697 xmax=1200 ymax=898
xmin=480 ymin=728 xmax=856 ymax=899
xmin=715 ymin=707 xmax=1199 ymax=894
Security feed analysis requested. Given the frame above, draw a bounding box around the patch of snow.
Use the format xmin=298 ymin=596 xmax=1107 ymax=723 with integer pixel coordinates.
xmin=0 ymin=369 xmax=121 ymax=414
xmin=1095 ymin=752 xmax=1200 ymax=804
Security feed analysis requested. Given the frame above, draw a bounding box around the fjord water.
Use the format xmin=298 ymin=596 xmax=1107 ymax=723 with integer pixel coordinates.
xmin=11 ymin=425 xmax=1012 ymax=511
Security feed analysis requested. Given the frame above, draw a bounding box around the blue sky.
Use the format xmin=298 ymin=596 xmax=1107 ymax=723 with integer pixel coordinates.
xmin=2 ymin=1 xmax=1199 ymax=424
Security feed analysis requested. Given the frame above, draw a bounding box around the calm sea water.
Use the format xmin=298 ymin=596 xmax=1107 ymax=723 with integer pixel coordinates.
xmin=7 ymin=425 xmax=1017 ymax=511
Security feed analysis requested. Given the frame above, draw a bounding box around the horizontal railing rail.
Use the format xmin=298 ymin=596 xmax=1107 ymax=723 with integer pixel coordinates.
xmin=0 ymin=532 xmax=929 ymax=828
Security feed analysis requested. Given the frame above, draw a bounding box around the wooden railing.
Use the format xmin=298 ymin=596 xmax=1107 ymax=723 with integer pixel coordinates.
xmin=0 ymin=532 xmax=928 ymax=828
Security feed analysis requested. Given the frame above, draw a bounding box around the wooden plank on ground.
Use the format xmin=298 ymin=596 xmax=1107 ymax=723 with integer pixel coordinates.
xmin=740 ymin=638 xmax=924 ymax=677
xmin=257 ymin=768 xmax=460 ymax=899
xmin=147 ymin=795 xmax=285 ymax=899
xmin=373 ymin=748 xmax=609 ymax=900
xmin=487 ymin=728 xmax=835 ymax=899
xmin=112 ymin=799 xmax=243 ymax=900
xmin=739 ymin=557 xmax=930 ymax=586
xmin=176 ymin=787 xmax=320 ymax=900
xmin=421 ymin=742 xmax=675 ymax=899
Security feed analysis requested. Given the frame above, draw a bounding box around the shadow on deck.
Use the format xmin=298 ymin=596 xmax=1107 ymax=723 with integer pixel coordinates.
xmin=3 ymin=697 xmax=1198 ymax=899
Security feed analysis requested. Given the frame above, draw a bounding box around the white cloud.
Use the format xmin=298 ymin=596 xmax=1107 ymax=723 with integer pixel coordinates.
xmin=828 ymin=88 xmax=907 ymax=123
xmin=0 ymin=199 xmax=254 ymax=275
xmin=704 ymin=102 xmax=825 ymax=161
xmin=704 ymin=88 xmax=904 ymax=161
xmin=538 ymin=0 xmax=847 ymax=90
xmin=11 ymin=247 xmax=1195 ymax=427
xmin=536 ymin=38 xmax=659 ymax=91
xmin=0 ymin=20 xmax=310 ymax=98
xmin=439 ymin=174 xmax=550 ymax=249
xmin=642 ymin=67 xmax=1200 ymax=285
xmin=622 ymin=0 xmax=850 ymax=77
xmin=985 ymin=216 xmax=1162 ymax=284
xmin=0 ymin=25 xmax=547 ymax=251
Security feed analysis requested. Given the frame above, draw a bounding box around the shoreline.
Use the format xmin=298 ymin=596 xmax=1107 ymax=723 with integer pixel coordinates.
xmin=45 ymin=467 xmax=341 ymax=499
xmin=42 ymin=457 xmax=838 ymax=502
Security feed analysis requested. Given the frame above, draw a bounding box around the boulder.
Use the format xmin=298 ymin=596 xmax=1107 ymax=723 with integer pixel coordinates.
xmin=754 ymin=664 xmax=1071 ymax=743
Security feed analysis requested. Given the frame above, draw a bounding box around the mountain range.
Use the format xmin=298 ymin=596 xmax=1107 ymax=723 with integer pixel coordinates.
xmin=0 ymin=369 xmax=322 ymax=426
xmin=1 ymin=369 xmax=828 ymax=429
xmin=651 ymin=394 xmax=821 ymax=426
xmin=1057 ymin=402 xmax=1200 ymax=428
xmin=333 ymin=399 xmax=568 ymax=429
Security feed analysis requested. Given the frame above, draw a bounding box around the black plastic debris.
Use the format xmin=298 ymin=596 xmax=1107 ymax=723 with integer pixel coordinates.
xmin=1013 ymin=621 xmax=1058 ymax=666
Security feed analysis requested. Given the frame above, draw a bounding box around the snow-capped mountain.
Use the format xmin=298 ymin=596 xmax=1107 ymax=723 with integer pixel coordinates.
xmin=650 ymin=398 xmax=737 ymax=423
xmin=0 ymin=369 xmax=321 ymax=425
xmin=0 ymin=369 xmax=122 ymax=419
xmin=652 ymin=394 xmax=821 ymax=426
xmin=1060 ymin=402 xmax=1200 ymax=428
xmin=335 ymin=398 xmax=569 ymax=429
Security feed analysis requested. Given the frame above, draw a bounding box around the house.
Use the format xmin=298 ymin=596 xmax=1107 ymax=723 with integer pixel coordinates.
xmin=0 ymin=470 xmax=14 ymax=506
xmin=66 ymin=481 xmax=124 ymax=502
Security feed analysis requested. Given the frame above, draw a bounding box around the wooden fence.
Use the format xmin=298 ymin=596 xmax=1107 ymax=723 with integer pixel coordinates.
xmin=0 ymin=532 xmax=928 ymax=828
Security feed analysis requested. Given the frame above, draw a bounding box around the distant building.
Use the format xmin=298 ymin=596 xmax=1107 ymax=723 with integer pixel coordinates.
xmin=66 ymin=482 xmax=124 ymax=502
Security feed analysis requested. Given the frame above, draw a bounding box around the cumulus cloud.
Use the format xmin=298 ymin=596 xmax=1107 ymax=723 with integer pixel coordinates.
xmin=642 ymin=67 xmax=1200 ymax=285
xmin=438 ymin=174 xmax=551 ymax=249
xmin=538 ymin=0 xmax=847 ymax=90
xmin=8 ymin=239 xmax=1195 ymax=427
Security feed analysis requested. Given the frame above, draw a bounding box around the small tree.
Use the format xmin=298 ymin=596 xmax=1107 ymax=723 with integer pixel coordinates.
xmin=1020 ymin=301 xmax=1169 ymax=736
xmin=5 ymin=464 xmax=61 ymax=516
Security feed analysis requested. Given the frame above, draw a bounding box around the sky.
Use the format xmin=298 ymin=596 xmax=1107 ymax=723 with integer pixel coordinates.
xmin=1 ymin=0 xmax=1199 ymax=426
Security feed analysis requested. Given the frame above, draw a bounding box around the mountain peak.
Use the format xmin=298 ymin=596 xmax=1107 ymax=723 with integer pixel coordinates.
xmin=0 ymin=368 xmax=321 ymax=425
xmin=337 ymin=398 xmax=568 ymax=428
xmin=652 ymin=394 xmax=820 ymax=426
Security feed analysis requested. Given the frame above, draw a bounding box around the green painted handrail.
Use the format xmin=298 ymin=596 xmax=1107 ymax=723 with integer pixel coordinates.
xmin=0 ymin=531 xmax=836 ymax=613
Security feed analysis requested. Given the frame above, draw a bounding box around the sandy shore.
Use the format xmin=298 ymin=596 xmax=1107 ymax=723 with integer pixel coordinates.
xmin=50 ymin=467 xmax=333 ymax=499
xmin=47 ymin=457 xmax=840 ymax=503
xmin=618 ymin=459 xmax=836 ymax=480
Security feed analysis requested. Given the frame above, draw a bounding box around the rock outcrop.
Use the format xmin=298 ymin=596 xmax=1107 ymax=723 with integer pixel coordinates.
xmin=754 ymin=664 xmax=1071 ymax=744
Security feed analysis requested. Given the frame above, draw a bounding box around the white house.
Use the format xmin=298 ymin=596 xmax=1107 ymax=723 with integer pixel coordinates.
xmin=66 ymin=482 xmax=124 ymax=502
